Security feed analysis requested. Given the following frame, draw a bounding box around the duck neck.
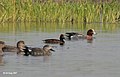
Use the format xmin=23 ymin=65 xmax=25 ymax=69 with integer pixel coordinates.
xmin=87 ymin=34 xmax=92 ymax=36
xmin=60 ymin=38 xmax=64 ymax=42
xmin=60 ymin=36 xmax=65 ymax=42
xmin=43 ymin=48 xmax=48 ymax=52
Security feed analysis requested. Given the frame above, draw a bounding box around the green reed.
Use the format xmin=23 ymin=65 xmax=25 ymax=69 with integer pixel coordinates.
xmin=102 ymin=1 xmax=120 ymax=23
xmin=0 ymin=0 xmax=120 ymax=23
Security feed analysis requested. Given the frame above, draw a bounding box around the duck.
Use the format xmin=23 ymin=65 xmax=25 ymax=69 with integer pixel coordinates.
xmin=0 ymin=41 xmax=5 ymax=56
xmin=2 ymin=41 xmax=55 ymax=56
xmin=43 ymin=34 xmax=65 ymax=45
xmin=85 ymin=29 xmax=96 ymax=40
xmin=65 ymin=29 xmax=96 ymax=40
xmin=65 ymin=32 xmax=84 ymax=40
xmin=3 ymin=40 xmax=26 ymax=53
xmin=2 ymin=40 xmax=30 ymax=56
xmin=30 ymin=45 xmax=55 ymax=56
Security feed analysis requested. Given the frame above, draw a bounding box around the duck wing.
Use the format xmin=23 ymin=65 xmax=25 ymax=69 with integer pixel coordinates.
xmin=31 ymin=48 xmax=44 ymax=56
xmin=43 ymin=39 xmax=60 ymax=44
xmin=3 ymin=45 xmax=18 ymax=52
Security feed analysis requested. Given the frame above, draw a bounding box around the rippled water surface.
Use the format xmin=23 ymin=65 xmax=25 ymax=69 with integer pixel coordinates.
xmin=0 ymin=23 xmax=120 ymax=77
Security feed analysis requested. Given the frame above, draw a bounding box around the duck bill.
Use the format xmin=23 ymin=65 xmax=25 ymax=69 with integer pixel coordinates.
xmin=92 ymin=29 xmax=97 ymax=35
xmin=93 ymin=32 xmax=97 ymax=35
xmin=50 ymin=49 xmax=55 ymax=52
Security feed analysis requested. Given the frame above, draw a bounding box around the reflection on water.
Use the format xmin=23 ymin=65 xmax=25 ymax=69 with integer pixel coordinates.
xmin=0 ymin=56 xmax=4 ymax=66
xmin=43 ymin=56 xmax=51 ymax=62
xmin=0 ymin=22 xmax=120 ymax=77
xmin=0 ymin=22 xmax=120 ymax=33
xmin=87 ymin=39 xmax=93 ymax=43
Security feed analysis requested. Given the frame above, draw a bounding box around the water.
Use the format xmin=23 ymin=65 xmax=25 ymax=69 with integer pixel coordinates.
xmin=0 ymin=22 xmax=120 ymax=77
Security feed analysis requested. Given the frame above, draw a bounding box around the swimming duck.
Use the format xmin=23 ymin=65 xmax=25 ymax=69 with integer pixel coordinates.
xmin=2 ymin=41 xmax=54 ymax=56
xmin=3 ymin=40 xmax=25 ymax=53
xmin=65 ymin=29 xmax=96 ymax=40
xmin=85 ymin=29 xmax=96 ymax=40
xmin=43 ymin=34 xmax=65 ymax=45
xmin=2 ymin=40 xmax=30 ymax=56
xmin=0 ymin=41 xmax=5 ymax=56
xmin=16 ymin=41 xmax=55 ymax=56
xmin=65 ymin=32 xmax=84 ymax=40
xmin=30 ymin=45 xmax=55 ymax=56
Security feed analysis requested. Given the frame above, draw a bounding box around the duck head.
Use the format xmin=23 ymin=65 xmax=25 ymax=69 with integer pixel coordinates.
xmin=17 ymin=41 xmax=31 ymax=56
xmin=59 ymin=34 xmax=65 ymax=45
xmin=17 ymin=40 xmax=26 ymax=51
xmin=43 ymin=45 xmax=55 ymax=52
xmin=87 ymin=29 xmax=96 ymax=36
xmin=59 ymin=34 xmax=65 ymax=42
xmin=0 ymin=41 xmax=5 ymax=49
xmin=86 ymin=29 xmax=96 ymax=40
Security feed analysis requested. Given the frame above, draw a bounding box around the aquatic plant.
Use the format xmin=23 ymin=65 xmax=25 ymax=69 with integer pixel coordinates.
xmin=0 ymin=0 xmax=120 ymax=23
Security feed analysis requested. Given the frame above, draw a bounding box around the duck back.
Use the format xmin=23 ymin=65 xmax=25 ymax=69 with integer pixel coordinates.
xmin=31 ymin=48 xmax=44 ymax=56
xmin=43 ymin=39 xmax=60 ymax=44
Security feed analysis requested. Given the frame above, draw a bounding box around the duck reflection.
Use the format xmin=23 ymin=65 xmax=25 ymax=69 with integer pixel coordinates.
xmin=0 ymin=56 xmax=4 ymax=66
xmin=0 ymin=41 xmax=5 ymax=56
xmin=87 ymin=39 xmax=93 ymax=43
xmin=43 ymin=56 xmax=50 ymax=62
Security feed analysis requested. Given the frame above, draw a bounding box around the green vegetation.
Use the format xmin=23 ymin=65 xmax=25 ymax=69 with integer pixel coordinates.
xmin=0 ymin=0 xmax=120 ymax=23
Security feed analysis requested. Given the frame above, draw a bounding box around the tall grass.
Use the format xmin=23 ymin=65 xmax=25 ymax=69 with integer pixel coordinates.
xmin=0 ymin=0 xmax=120 ymax=23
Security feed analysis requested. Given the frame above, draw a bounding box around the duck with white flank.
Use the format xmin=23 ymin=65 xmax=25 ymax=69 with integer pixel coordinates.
xmin=65 ymin=29 xmax=96 ymax=40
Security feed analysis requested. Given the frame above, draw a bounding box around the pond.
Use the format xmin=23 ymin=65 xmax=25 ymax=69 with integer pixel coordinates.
xmin=0 ymin=22 xmax=120 ymax=77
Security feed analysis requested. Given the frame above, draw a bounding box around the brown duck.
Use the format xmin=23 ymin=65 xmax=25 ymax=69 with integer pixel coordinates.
xmin=43 ymin=34 xmax=65 ymax=45
xmin=30 ymin=45 xmax=55 ymax=56
xmin=3 ymin=40 xmax=30 ymax=56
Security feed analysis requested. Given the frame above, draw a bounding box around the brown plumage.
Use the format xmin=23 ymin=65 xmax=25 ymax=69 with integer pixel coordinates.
xmin=3 ymin=40 xmax=30 ymax=56
xmin=30 ymin=45 xmax=55 ymax=56
xmin=43 ymin=34 xmax=65 ymax=45
xmin=3 ymin=45 xmax=18 ymax=52
xmin=0 ymin=41 xmax=5 ymax=56
xmin=85 ymin=29 xmax=96 ymax=40
xmin=2 ymin=41 xmax=25 ymax=53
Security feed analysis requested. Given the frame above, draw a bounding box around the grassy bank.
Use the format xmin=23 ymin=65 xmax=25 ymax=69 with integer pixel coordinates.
xmin=0 ymin=0 xmax=120 ymax=23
